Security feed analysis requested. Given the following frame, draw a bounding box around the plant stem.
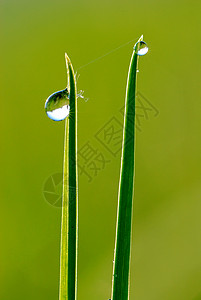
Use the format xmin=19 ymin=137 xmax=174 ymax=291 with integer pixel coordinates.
xmin=111 ymin=35 xmax=144 ymax=300
xmin=59 ymin=54 xmax=78 ymax=300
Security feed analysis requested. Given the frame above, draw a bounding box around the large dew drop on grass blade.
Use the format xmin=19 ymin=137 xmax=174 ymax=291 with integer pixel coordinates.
xmin=135 ymin=41 xmax=149 ymax=56
xmin=45 ymin=88 xmax=70 ymax=121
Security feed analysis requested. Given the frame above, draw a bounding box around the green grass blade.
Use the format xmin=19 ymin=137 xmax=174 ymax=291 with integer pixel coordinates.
xmin=59 ymin=53 xmax=78 ymax=300
xmin=111 ymin=35 xmax=145 ymax=300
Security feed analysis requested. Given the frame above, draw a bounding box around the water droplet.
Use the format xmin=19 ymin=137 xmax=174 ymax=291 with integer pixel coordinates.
xmin=45 ymin=88 xmax=70 ymax=121
xmin=135 ymin=41 xmax=149 ymax=56
xmin=77 ymin=90 xmax=84 ymax=99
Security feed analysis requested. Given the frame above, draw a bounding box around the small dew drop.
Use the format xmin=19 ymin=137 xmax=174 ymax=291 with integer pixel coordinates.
xmin=135 ymin=41 xmax=149 ymax=56
xmin=77 ymin=90 xmax=84 ymax=99
xmin=45 ymin=88 xmax=70 ymax=121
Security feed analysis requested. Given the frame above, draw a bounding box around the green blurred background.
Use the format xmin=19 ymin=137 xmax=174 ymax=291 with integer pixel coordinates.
xmin=1 ymin=0 xmax=201 ymax=299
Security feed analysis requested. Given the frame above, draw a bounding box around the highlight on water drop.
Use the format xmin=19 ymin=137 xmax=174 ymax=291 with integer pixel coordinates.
xmin=135 ymin=40 xmax=149 ymax=56
xmin=45 ymin=88 xmax=70 ymax=121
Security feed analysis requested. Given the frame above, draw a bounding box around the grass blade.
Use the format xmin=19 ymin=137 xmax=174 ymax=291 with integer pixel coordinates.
xmin=111 ymin=35 xmax=147 ymax=300
xmin=59 ymin=53 xmax=78 ymax=300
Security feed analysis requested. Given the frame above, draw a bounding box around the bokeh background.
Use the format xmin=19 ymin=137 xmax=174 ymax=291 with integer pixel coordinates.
xmin=1 ymin=0 xmax=201 ymax=299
